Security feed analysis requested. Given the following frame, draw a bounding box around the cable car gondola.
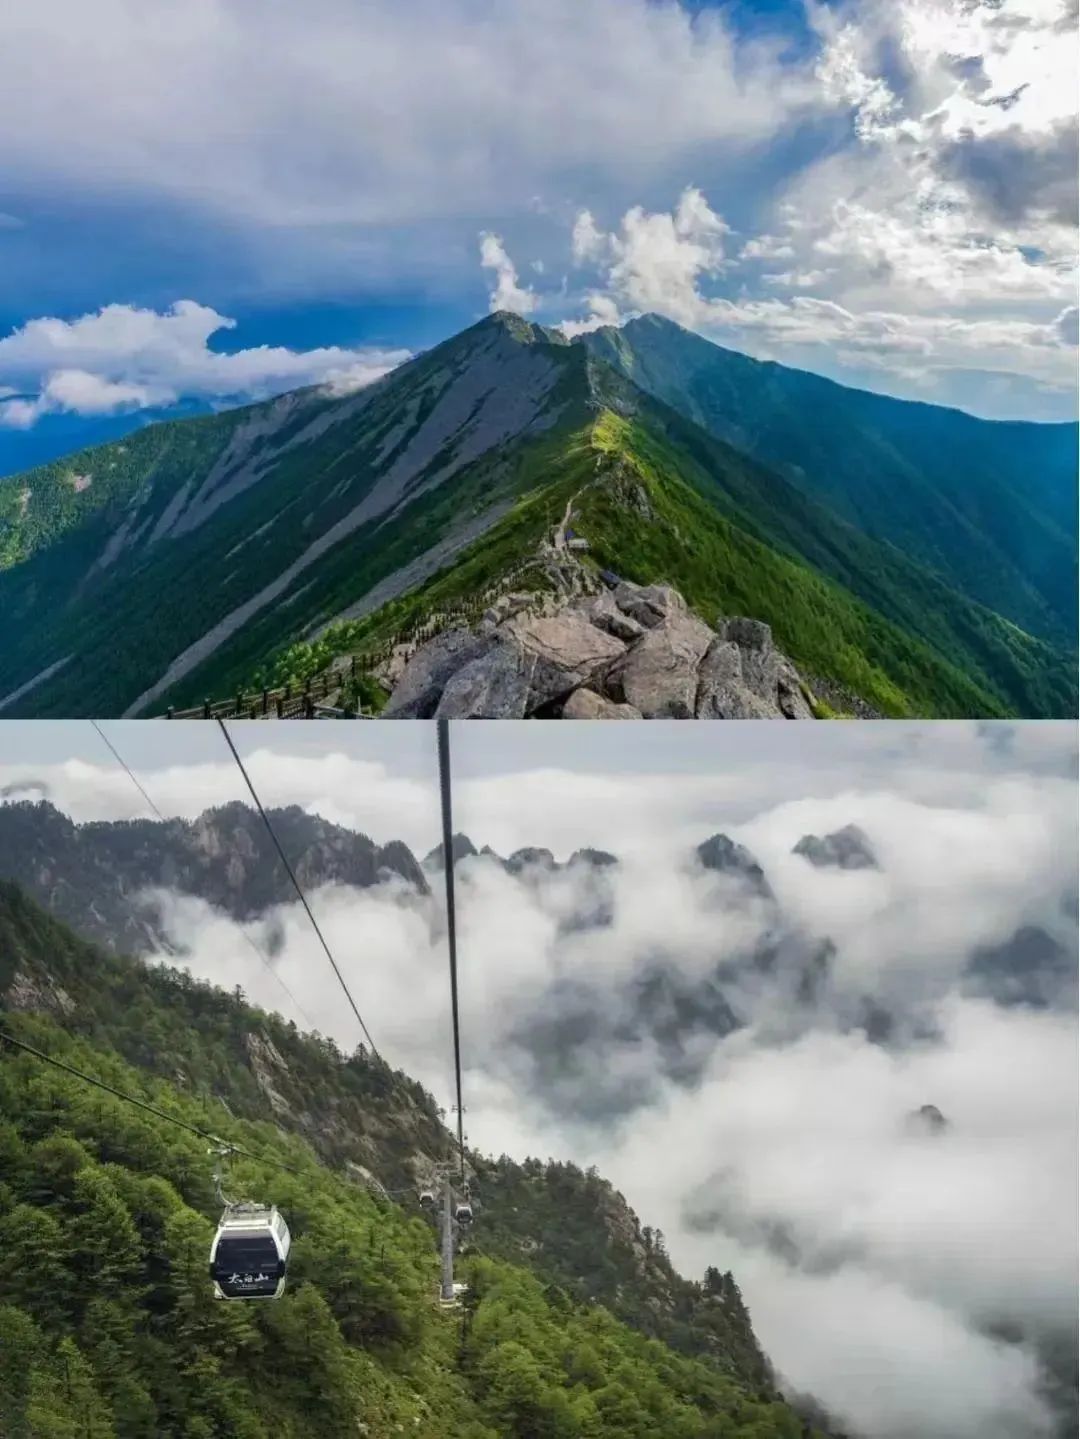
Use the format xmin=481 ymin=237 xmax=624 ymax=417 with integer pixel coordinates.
xmin=419 ymin=1186 xmax=435 ymax=1209
xmin=454 ymin=1199 xmax=473 ymax=1227
xmin=209 ymin=1202 xmax=291 ymax=1300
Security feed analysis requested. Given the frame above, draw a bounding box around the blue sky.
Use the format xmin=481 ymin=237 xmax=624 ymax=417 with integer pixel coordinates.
xmin=0 ymin=0 xmax=1075 ymax=476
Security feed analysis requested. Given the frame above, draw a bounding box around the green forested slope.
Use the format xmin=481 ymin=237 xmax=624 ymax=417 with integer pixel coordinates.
xmin=586 ymin=409 xmax=1075 ymax=719
xmin=0 ymin=311 xmax=1072 ymax=720
xmin=583 ymin=314 xmax=1078 ymax=644
xmin=0 ymin=882 xmax=829 ymax=1438
xmin=235 ymin=404 xmax=1073 ymax=720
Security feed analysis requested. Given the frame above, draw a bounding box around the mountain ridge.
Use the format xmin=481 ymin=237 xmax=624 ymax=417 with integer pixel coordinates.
xmin=582 ymin=313 xmax=1077 ymax=644
xmin=0 ymin=310 xmax=1074 ymax=720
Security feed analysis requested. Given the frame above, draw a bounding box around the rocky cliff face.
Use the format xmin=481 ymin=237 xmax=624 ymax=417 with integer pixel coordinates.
xmin=0 ymin=798 xmax=428 ymax=955
xmin=384 ymin=576 xmax=817 ymax=720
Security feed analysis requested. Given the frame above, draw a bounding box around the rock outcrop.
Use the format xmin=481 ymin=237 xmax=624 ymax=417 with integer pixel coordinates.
xmin=696 ymin=833 xmax=775 ymax=902
xmin=794 ymin=824 xmax=879 ymax=870
xmin=383 ymin=578 xmax=816 ymax=720
xmin=905 ymin=1103 xmax=948 ymax=1134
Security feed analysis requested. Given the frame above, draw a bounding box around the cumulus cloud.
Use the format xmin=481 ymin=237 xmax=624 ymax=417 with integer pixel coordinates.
xmin=539 ymin=0 xmax=1078 ymax=417
xmin=3 ymin=0 xmax=1075 ymax=422
xmin=557 ymin=182 xmax=1076 ymax=414
xmin=478 ymin=233 xmax=538 ymax=315
xmin=3 ymin=719 xmax=1074 ymax=1439
xmin=0 ymin=0 xmax=811 ymax=232
xmin=0 ymin=301 xmax=410 ymax=427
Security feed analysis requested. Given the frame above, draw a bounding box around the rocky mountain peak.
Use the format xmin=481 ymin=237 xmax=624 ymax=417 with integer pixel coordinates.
xmin=568 ymin=847 xmax=618 ymax=869
xmin=422 ymin=832 xmax=479 ymax=870
xmin=794 ymin=823 xmax=879 ymax=870
xmin=505 ymin=847 xmax=557 ymax=874
xmin=906 ymin=1103 xmax=948 ymax=1134
xmin=695 ymin=834 xmax=774 ymax=901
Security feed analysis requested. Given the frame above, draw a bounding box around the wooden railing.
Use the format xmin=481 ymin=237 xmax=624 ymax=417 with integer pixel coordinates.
xmin=165 ymin=659 xmax=372 ymax=720
xmin=163 ymin=563 xmax=548 ymax=721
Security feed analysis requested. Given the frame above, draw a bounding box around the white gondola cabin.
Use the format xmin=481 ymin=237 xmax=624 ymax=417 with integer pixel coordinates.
xmin=209 ymin=1203 xmax=291 ymax=1300
xmin=455 ymin=1200 xmax=473 ymax=1226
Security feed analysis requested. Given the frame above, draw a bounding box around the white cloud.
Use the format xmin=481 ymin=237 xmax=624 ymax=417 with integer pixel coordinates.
xmin=570 ymin=210 xmax=610 ymax=266
xmin=478 ymin=233 xmax=538 ymax=315
xmin=1 ymin=724 xmax=1076 ymax=1439
xmin=81 ymin=733 xmax=1071 ymax=1439
xmin=559 ymin=182 xmax=1077 ymax=414
xmin=0 ymin=0 xmax=811 ymax=231
xmin=0 ymin=301 xmax=410 ymax=427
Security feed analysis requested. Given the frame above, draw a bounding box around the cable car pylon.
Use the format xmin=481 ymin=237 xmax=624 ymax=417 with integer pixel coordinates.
xmin=440 ymin=1171 xmax=456 ymax=1305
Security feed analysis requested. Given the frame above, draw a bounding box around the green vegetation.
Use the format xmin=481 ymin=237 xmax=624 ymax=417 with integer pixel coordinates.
xmin=582 ymin=410 xmax=1074 ymax=718
xmin=0 ymin=881 xmax=828 ymax=1437
xmin=243 ymin=401 xmax=1073 ymax=721
xmin=0 ymin=412 xmax=241 ymax=574
xmin=0 ymin=311 xmax=1073 ymax=720
xmin=584 ymin=312 xmax=1078 ymax=645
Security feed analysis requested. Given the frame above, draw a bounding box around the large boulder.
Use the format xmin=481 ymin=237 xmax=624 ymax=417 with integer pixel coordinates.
xmin=611 ymin=581 xmax=685 ymax=629
xmin=695 ymin=639 xmax=780 ymax=719
xmin=573 ymin=591 xmax=646 ymax=644
xmin=383 ymin=629 xmax=493 ymax=717
xmin=718 ymin=616 xmax=772 ymax=650
xmin=433 ymin=637 xmax=537 ymax=719
xmin=505 ymin=611 xmax=626 ymax=711
xmin=604 ymin=608 xmax=714 ymax=718
xmin=561 ymin=688 xmax=642 ymax=720
xmin=718 ymin=618 xmax=782 ymax=701
xmin=694 ymin=619 xmax=814 ymax=720
xmin=777 ymin=660 xmax=814 ymax=719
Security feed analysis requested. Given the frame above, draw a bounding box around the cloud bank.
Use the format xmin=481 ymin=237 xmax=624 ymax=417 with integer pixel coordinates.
xmin=0 ymin=302 xmax=410 ymax=427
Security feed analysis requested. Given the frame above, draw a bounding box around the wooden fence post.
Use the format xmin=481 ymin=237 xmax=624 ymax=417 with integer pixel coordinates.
xmin=276 ymin=696 xmax=283 ymax=719
xmin=262 ymin=688 xmax=268 ymax=715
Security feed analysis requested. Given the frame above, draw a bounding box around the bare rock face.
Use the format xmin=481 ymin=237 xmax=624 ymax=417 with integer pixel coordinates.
xmin=505 ymin=610 xmax=626 ymax=697
xmin=574 ymin=590 xmax=646 ymax=644
xmin=794 ymin=823 xmax=879 ymax=870
xmin=383 ymin=628 xmax=492 ymax=717
xmin=605 ymin=608 xmax=715 ymax=718
xmin=6 ymin=966 xmax=76 ymax=1018
xmin=384 ymin=577 xmax=816 ymax=721
xmin=776 ymin=660 xmax=815 ymax=719
xmin=434 ymin=637 xmax=536 ymax=719
xmin=562 ymin=688 xmax=642 ymax=719
xmin=695 ymin=639 xmax=780 ymax=720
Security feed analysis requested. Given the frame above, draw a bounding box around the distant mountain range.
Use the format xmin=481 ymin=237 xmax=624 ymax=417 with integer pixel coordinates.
xmin=3 ymin=799 xmax=1073 ymax=1109
xmin=0 ymin=311 xmax=1074 ymax=719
